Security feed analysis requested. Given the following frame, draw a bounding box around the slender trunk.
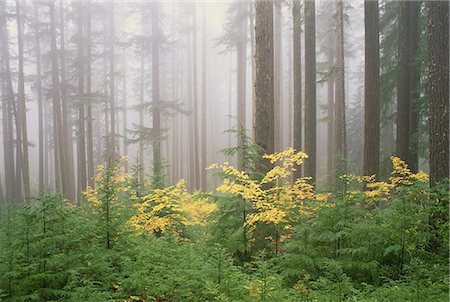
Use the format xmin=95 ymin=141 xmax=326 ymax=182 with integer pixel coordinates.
xmin=408 ymin=1 xmax=420 ymax=173
xmin=201 ymin=3 xmax=208 ymax=190
xmin=237 ymin=3 xmax=248 ymax=170
xmin=16 ymin=0 xmax=30 ymax=197
xmin=254 ymin=0 xmax=274 ymax=168
xmin=50 ymin=1 xmax=66 ymax=194
xmin=152 ymin=2 xmax=162 ymax=185
xmin=122 ymin=54 xmax=128 ymax=173
xmin=109 ymin=3 xmax=116 ymax=157
xmin=293 ymin=0 xmax=302 ymax=179
xmin=427 ymin=1 xmax=449 ymax=186
xmin=396 ymin=1 xmax=411 ymax=164
xmin=0 ymin=1 xmax=15 ymax=203
xmin=77 ymin=2 xmax=87 ymax=198
xmin=363 ymin=0 xmax=380 ymax=180
xmin=59 ymin=0 xmax=75 ymax=200
xmin=34 ymin=3 xmax=44 ymax=195
xmin=139 ymin=56 xmax=145 ymax=182
xmin=192 ymin=5 xmax=200 ymax=189
xmin=334 ymin=0 xmax=346 ymax=175
xmin=86 ymin=0 xmax=94 ymax=186
xmin=304 ymin=0 xmax=316 ymax=182
xmin=187 ymin=24 xmax=196 ymax=190
xmin=274 ymin=0 xmax=282 ymax=151
xmin=327 ymin=51 xmax=335 ymax=185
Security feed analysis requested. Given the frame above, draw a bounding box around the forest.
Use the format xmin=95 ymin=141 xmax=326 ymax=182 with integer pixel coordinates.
xmin=0 ymin=0 xmax=448 ymax=301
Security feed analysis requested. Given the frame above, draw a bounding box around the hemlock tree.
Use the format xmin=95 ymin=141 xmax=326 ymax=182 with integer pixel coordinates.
xmin=304 ymin=0 xmax=316 ymax=182
xmin=254 ymin=0 xmax=274 ymax=170
xmin=427 ymin=1 xmax=449 ymax=186
xmin=334 ymin=0 xmax=346 ymax=176
xmin=292 ymin=0 xmax=302 ymax=180
xmin=363 ymin=0 xmax=380 ymax=180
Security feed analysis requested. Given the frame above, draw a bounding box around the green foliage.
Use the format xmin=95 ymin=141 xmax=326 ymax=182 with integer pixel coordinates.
xmin=0 ymin=155 xmax=447 ymax=301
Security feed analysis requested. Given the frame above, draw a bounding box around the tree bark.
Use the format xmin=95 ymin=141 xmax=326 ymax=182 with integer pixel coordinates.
xmin=152 ymin=2 xmax=162 ymax=186
xmin=396 ymin=1 xmax=411 ymax=165
xmin=408 ymin=1 xmax=420 ymax=173
xmin=85 ymin=0 xmax=94 ymax=186
xmin=334 ymin=0 xmax=346 ymax=176
xmin=34 ymin=3 xmax=44 ymax=196
xmin=16 ymin=0 xmax=30 ymax=197
xmin=0 ymin=0 xmax=16 ymax=203
xmin=293 ymin=0 xmax=302 ymax=179
xmin=254 ymin=0 xmax=274 ymax=169
xmin=427 ymin=1 xmax=449 ymax=186
xmin=363 ymin=0 xmax=380 ymax=179
xmin=304 ymin=0 xmax=316 ymax=182
xmin=77 ymin=2 xmax=87 ymax=198
xmin=274 ymin=0 xmax=282 ymax=151
xmin=237 ymin=2 xmax=248 ymax=170
xmin=201 ymin=3 xmax=208 ymax=190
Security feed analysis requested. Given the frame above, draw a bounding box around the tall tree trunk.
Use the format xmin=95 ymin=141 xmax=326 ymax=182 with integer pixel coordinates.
xmin=109 ymin=3 xmax=116 ymax=157
xmin=85 ymin=0 xmax=94 ymax=186
xmin=0 ymin=1 xmax=16 ymax=203
xmin=59 ymin=0 xmax=75 ymax=200
xmin=304 ymin=0 xmax=316 ymax=182
xmin=192 ymin=4 xmax=200 ymax=189
xmin=187 ymin=32 xmax=196 ymax=190
xmin=34 ymin=3 xmax=44 ymax=195
xmin=237 ymin=3 xmax=248 ymax=170
xmin=363 ymin=0 xmax=380 ymax=179
xmin=334 ymin=0 xmax=346 ymax=176
xmin=77 ymin=2 xmax=87 ymax=198
xmin=274 ymin=0 xmax=282 ymax=151
xmin=293 ymin=0 xmax=302 ymax=179
xmin=408 ymin=1 xmax=420 ymax=173
xmin=122 ymin=54 xmax=128 ymax=173
xmin=327 ymin=50 xmax=335 ymax=185
xmin=50 ymin=1 xmax=67 ymax=195
xmin=152 ymin=2 xmax=162 ymax=186
xmin=201 ymin=3 xmax=208 ymax=189
xmin=427 ymin=1 xmax=449 ymax=186
xmin=254 ymin=0 xmax=274 ymax=168
xmin=16 ymin=0 xmax=30 ymax=197
xmin=396 ymin=1 xmax=411 ymax=164
xmin=139 ymin=56 xmax=145 ymax=182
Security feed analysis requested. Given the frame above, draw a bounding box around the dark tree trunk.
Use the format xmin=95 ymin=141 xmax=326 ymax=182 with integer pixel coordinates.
xmin=34 ymin=3 xmax=44 ymax=195
xmin=363 ymin=0 xmax=380 ymax=179
xmin=237 ymin=2 xmax=248 ymax=170
xmin=304 ymin=0 xmax=316 ymax=182
xmin=427 ymin=1 xmax=449 ymax=186
xmin=109 ymin=3 xmax=116 ymax=157
xmin=16 ymin=0 xmax=30 ymax=197
xmin=293 ymin=0 xmax=302 ymax=179
xmin=1 ymin=0 xmax=16 ymax=203
xmin=408 ymin=1 xmax=420 ymax=173
xmin=201 ymin=3 xmax=208 ymax=190
xmin=254 ymin=0 xmax=274 ymax=169
xmin=77 ymin=2 xmax=87 ymax=198
xmin=59 ymin=0 xmax=75 ymax=200
xmin=152 ymin=2 xmax=162 ymax=185
xmin=327 ymin=50 xmax=335 ymax=185
xmin=50 ymin=1 xmax=67 ymax=194
xmin=274 ymin=0 xmax=282 ymax=151
xmin=192 ymin=4 xmax=200 ymax=189
xmin=396 ymin=1 xmax=411 ymax=165
xmin=334 ymin=0 xmax=346 ymax=176
xmin=85 ymin=0 xmax=94 ymax=186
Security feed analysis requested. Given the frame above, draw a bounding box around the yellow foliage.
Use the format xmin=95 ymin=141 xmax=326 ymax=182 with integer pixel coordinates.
xmin=128 ymin=179 xmax=216 ymax=236
xmin=210 ymin=148 xmax=326 ymax=241
xmin=364 ymin=156 xmax=429 ymax=202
